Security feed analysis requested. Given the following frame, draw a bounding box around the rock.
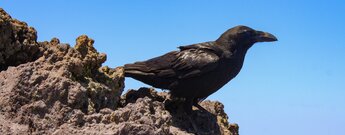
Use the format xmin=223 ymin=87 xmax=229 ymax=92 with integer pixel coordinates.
xmin=0 ymin=8 xmax=41 ymax=71
xmin=0 ymin=8 xmax=238 ymax=135
xmin=120 ymin=88 xmax=239 ymax=135
xmin=0 ymin=8 xmax=124 ymax=134
xmin=50 ymin=88 xmax=239 ymax=135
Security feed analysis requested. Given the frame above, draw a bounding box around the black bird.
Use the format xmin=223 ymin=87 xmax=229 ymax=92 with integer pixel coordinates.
xmin=124 ymin=25 xmax=277 ymax=112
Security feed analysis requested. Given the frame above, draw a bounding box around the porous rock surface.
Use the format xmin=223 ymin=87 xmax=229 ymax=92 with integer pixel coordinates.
xmin=0 ymin=8 xmax=238 ymax=135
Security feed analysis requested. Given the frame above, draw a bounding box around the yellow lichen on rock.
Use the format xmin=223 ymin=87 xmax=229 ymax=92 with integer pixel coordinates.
xmin=74 ymin=35 xmax=107 ymax=78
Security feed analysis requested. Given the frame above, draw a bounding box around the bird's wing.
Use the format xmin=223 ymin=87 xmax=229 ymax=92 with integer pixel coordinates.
xmin=171 ymin=42 xmax=221 ymax=79
xmin=125 ymin=42 xmax=221 ymax=79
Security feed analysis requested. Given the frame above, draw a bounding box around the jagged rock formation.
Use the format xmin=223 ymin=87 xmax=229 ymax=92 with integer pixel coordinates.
xmin=0 ymin=8 xmax=238 ymax=135
xmin=0 ymin=8 xmax=40 ymax=70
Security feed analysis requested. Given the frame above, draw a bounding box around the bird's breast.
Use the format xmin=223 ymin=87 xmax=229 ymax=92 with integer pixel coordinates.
xmin=211 ymin=58 xmax=244 ymax=87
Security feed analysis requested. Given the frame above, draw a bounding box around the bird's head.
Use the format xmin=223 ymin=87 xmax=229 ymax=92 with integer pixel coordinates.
xmin=216 ymin=25 xmax=277 ymax=49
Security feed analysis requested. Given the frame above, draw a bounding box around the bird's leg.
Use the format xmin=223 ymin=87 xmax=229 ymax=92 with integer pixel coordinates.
xmin=183 ymin=98 xmax=193 ymax=114
xmin=194 ymin=103 xmax=208 ymax=112
xmin=193 ymin=99 xmax=208 ymax=112
xmin=183 ymin=98 xmax=200 ymax=133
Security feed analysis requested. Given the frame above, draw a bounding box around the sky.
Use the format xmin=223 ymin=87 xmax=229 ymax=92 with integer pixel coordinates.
xmin=2 ymin=1 xmax=345 ymax=135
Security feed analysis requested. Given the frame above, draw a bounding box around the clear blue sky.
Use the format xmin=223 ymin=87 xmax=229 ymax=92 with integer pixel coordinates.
xmin=2 ymin=1 xmax=345 ymax=135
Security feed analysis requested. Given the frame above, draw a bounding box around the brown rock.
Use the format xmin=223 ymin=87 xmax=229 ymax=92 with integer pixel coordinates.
xmin=0 ymin=8 xmax=124 ymax=134
xmin=0 ymin=8 xmax=41 ymax=71
xmin=52 ymin=88 xmax=238 ymax=135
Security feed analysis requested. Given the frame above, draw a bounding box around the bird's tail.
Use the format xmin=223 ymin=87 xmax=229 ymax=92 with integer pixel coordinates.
xmin=124 ymin=62 xmax=154 ymax=77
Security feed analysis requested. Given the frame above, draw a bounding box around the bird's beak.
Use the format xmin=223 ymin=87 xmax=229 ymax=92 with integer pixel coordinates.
xmin=255 ymin=31 xmax=278 ymax=42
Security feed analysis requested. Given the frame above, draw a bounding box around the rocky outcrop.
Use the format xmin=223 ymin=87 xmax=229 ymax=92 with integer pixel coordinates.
xmin=0 ymin=8 xmax=41 ymax=71
xmin=0 ymin=8 xmax=238 ymax=135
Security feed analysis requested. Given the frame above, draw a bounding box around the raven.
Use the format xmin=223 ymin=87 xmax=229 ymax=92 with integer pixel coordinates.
xmin=124 ymin=25 xmax=277 ymax=112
